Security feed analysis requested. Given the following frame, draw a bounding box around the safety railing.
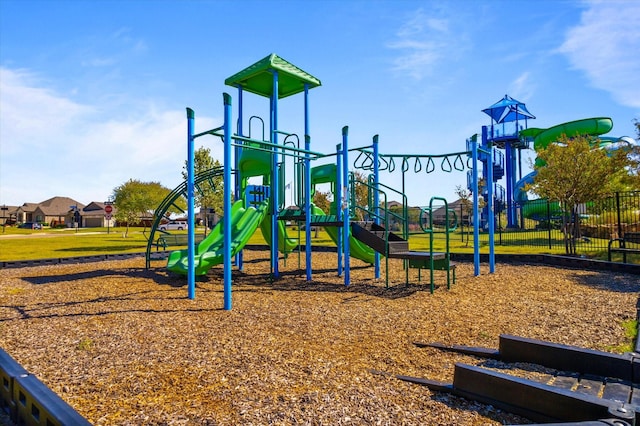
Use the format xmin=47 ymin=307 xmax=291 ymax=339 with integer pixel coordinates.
xmin=0 ymin=348 xmax=90 ymax=425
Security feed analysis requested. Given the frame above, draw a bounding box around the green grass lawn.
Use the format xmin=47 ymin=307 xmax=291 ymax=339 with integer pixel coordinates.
xmin=0 ymin=226 xmax=151 ymax=261
xmin=0 ymin=225 xmax=334 ymax=261
xmin=1 ymin=224 xmax=637 ymax=263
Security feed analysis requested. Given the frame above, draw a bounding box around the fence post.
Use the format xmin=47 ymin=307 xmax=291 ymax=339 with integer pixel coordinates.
xmin=547 ymin=200 xmax=552 ymax=250
xmin=460 ymin=204 xmax=464 ymax=243
xmin=616 ymin=192 xmax=622 ymax=239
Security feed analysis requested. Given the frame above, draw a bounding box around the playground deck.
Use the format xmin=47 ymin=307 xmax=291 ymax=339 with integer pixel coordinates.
xmin=1 ymin=251 xmax=638 ymax=425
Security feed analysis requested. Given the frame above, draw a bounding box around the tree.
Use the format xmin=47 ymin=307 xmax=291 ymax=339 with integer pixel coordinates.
xmin=350 ymin=170 xmax=370 ymax=220
xmin=453 ymin=182 xmax=486 ymax=246
xmin=455 ymin=185 xmax=474 ymax=247
xmin=112 ymin=179 xmax=176 ymax=237
xmin=312 ymin=190 xmax=332 ymax=238
xmin=313 ymin=190 xmax=332 ymax=214
xmin=528 ymin=134 xmax=630 ymax=254
xmin=627 ymin=118 xmax=640 ymax=189
xmin=182 ymin=147 xmax=224 ymax=231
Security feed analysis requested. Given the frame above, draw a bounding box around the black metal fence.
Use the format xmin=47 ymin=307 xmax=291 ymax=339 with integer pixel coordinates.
xmin=412 ymin=191 xmax=639 ymax=256
xmin=485 ymin=191 xmax=640 ymax=254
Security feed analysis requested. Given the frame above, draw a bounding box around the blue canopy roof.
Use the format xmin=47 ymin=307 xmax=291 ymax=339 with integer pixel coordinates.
xmin=482 ymin=94 xmax=535 ymax=124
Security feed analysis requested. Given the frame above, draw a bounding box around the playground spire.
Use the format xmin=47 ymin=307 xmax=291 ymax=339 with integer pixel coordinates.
xmin=482 ymin=94 xmax=536 ymax=124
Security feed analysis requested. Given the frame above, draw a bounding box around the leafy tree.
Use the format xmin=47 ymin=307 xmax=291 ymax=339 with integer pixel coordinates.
xmin=528 ymin=134 xmax=630 ymax=254
xmin=350 ymin=170 xmax=370 ymax=220
xmin=313 ymin=190 xmax=332 ymax=214
xmin=407 ymin=206 xmax=422 ymax=230
xmin=455 ymin=185 xmax=474 ymax=246
xmin=386 ymin=203 xmax=404 ymax=232
xmin=311 ymin=190 xmax=332 ymax=238
xmin=112 ymin=179 xmax=176 ymax=237
xmin=182 ymin=147 xmax=224 ymax=231
xmin=626 ymin=118 xmax=640 ymax=188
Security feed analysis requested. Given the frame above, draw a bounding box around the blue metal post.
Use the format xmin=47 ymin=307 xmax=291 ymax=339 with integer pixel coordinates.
xmin=472 ymin=135 xmax=480 ymax=276
xmin=372 ymin=135 xmax=380 ymax=279
xmin=481 ymin=129 xmax=490 ymax=230
xmin=186 ymin=108 xmax=196 ymax=299
xmin=342 ymin=126 xmax=351 ymax=286
xmin=486 ymin=143 xmax=495 ymax=274
xmin=336 ymin=143 xmax=343 ymax=276
xmin=505 ymin=141 xmax=514 ymax=227
xmin=304 ymin=84 xmax=312 ymax=281
xmin=223 ymin=93 xmax=233 ymax=310
xmin=270 ymin=71 xmax=280 ymax=278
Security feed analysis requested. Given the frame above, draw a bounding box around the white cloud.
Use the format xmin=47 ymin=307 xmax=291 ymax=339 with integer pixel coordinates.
xmin=78 ymin=27 xmax=147 ymax=69
xmin=0 ymin=68 xmax=92 ymax=151
xmin=508 ymin=72 xmax=535 ymax=101
xmin=557 ymin=0 xmax=640 ymax=108
xmin=387 ymin=7 xmax=466 ymax=81
xmin=0 ymin=66 xmax=222 ymax=206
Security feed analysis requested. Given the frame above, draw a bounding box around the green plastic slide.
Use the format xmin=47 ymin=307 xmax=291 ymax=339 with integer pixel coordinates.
xmin=167 ymin=199 xmax=268 ymax=276
xmin=259 ymin=215 xmax=299 ymax=254
xmin=515 ymin=117 xmax=613 ymax=219
xmin=520 ymin=117 xmax=613 ymax=152
xmin=312 ymin=205 xmax=375 ymax=264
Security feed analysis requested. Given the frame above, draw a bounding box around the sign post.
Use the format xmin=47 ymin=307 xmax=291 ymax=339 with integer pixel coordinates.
xmin=104 ymin=203 xmax=113 ymax=234
xmin=1 ymin=205 xmax=7 ymax=233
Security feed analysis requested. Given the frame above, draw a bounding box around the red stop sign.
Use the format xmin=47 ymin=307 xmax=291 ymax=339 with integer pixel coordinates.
xmin=105 ymin=205 xmax=113 ymax=214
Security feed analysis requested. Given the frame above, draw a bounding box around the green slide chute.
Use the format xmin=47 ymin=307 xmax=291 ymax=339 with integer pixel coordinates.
xmin=167 ymin=199 xmax=268 ymax=276
xmin=259 ymin=214 xmax=299 ymax=254
xmin=520 ymin=117 xmax=613 ymax=152
xmin=515 ymin=117 xmax=613 ymax=220
xmin=312 ymin=205 xmax=375 ymax=264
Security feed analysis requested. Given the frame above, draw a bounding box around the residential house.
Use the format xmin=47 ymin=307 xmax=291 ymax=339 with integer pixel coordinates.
xmin=431 ymin=198 xmax=467 ymax=227
xmin=31 ymin=196 xmax=84 ymax=227
xmin=0 ymin=205 xmax=18 ymax=225
xmin=83 ymin=202 xmax=116 ymax=228
xmin=15 ymin=203 xmax=39 ymax=224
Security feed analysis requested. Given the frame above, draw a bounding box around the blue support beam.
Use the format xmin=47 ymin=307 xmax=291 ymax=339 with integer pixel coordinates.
xmin=471 ymin=136 xmax=480 ymax=276
xmin=336 ymin=143 xmax=343 ymax=277
xmin=186 ymin=108 xmax=196 ymax=299
xmin=373 ymin=134 xmax=380 ymax=280
xmin=342 ymin=126 xmax=351 ymax=286
xmin=270 ymin=71 xmax=280 ymax=278
xmin=223 ymin=93 xmax=233 ymax=310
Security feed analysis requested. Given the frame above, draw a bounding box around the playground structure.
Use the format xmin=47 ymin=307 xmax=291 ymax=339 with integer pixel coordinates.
xmin=143 ymin=54 xmax=497 ymax=309
xmin=516 ymin=118 xmax=636 ymax=222
xmin=475 ymin=95 xmax=535 ymax=229
xmin=467 ymin=95 xmax=637 ymax=230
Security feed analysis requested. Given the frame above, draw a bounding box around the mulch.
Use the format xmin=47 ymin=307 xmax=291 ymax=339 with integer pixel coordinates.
xmin=1 ymin=249 xmax=639 ymax=425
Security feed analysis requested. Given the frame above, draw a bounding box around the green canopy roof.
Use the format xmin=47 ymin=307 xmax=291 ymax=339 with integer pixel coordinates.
xmin=225 ymin=54 xmax=321 ymax=99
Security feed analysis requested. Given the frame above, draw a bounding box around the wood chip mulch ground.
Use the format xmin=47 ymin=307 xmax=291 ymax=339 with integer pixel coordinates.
xmin=1 ymin=249 xmax=639 ymax=425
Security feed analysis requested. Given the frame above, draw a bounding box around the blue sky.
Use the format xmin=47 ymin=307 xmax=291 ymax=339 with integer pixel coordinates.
xmin=1 ymin=0 xmax=639 ymax=208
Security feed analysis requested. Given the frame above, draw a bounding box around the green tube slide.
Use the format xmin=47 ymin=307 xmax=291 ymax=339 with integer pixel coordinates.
xmin=167 ymin=199 xmax=269 ymax=276
xmin=520 ymin=117 xmax=613 ymax=151
xmin=515 ymin=117 xmax=613 ymax=220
